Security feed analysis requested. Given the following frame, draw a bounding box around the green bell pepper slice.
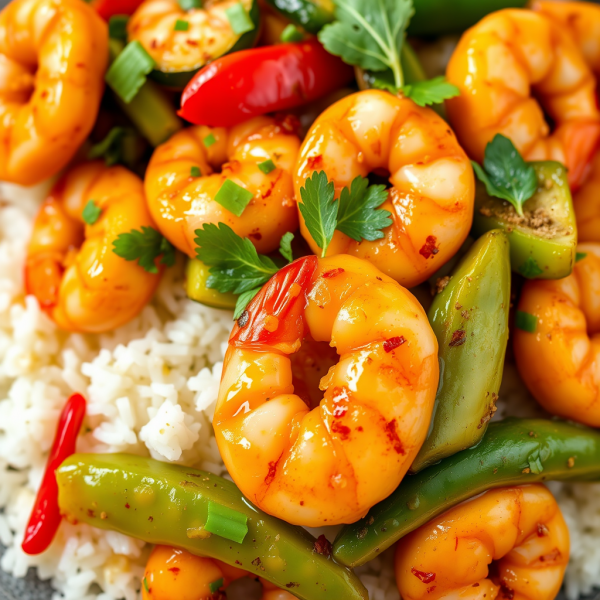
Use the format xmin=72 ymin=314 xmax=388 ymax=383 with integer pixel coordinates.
xmin=408 ymin=0 xmax=528 ymax=36
xmin=263 ymin=0 xmax=334 ymax=34
xmin=57 ymin=454 xmax=368 ymax=600
xmin=185 ymin=258 xmax=237 ymax=311
xmin=334 ymin=417 xmax=600 ymax=568
xmin=412 ymin=230 xmax=511 ymax=473
xmin=472 ymin=161 xmax=577 ymax=280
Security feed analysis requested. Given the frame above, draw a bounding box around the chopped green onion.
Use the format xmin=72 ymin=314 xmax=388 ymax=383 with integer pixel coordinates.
xmin=190 ymin=166 xmax=201 ymax=177
xmin=515 ymin=310 xmax=538 ymax=334
xmin=109 ymin=15 xmax=129 ymax=41
xmin=576 ymin=252 xmax=588 ymax=263
xmin=88 ymin=126 xmax=128 ymax=166
xmin=518 ymin=256 xmax=544 ymax=279
xmin=214 ymin=180 xmax=254 ymax=217
xmin=106 ymin=41 xmax=155 ymax=104
xmin=204 ymin=501 xmax=248 ymax=543
xmin=174 ymin=19 xmax=189 ymax=31
xmin=225 ymin=2 xmax=254 ymax=35
xmin=179 ymin=0 xmax=201 ymax=9
xmin=143 ymin=577 xmax=149 ymax=593
xmin=280 ymin=24 xmax=304 ymax=43
xmin=82 ymin=200 xmax=102 ymax=226
xmin=257 ymin=159 xmax=276 ymax=174
xmin=209 ymin=578 xmax=224 ymax=594
xmin=203 ymin=133 xmax=216 ymax=148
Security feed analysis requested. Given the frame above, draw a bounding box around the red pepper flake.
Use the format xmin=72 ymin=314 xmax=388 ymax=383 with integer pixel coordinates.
xmin=449 ymin=329 xmax=466 ymax=347
xmin=500 ymin=583 xmax=515 ymax=599
xmin=384 ymin=336 xmax=406 ymax=353
xmin=249 ymin=232 xmax=262 ymax=241
xmin=537 ymin=523 xmax=549 ymax=537
xmin=419 ymin=235 xmax=439 ymax=259
xmin=331 ymin=421 xmax=351 ymax=440
xmin=264 ymin=459 xmax=279 ymax=486
xmin=125 ymin=503 xmax=130 ymax=509
xmin=427 ymin=586 xmax=436 ymax=593
xmin=385 ymin=419 xmax=406 ymax=455
xmin=313 ymin=535 xmax=332 ymax=557
xmin=411 ymin=568 xmax=436 ymax=584
xmin=322 ymin=268 xmax=345 ymax=279
xmin=168 ymin=567 xmax=180 ymax=574
xmin=148 ymin=516 xmax=153 ymax=522
xmin=306 ymin=155 xmax=323 ymax=170
xmin=333 ymin=404 xmax=348 ymax=418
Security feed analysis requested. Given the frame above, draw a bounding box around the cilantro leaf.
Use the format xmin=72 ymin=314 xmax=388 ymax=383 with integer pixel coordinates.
xmin=472 ymin=134 xmax=538 ymax=218
xmin=112 ymin=226 xmax=176 ymax=274
xmin=194 ymin=223 xmax=279 ymax=294
xmin=82 ymin=200 xmax=102 ymax=225
xmin=279 ymin=232 xmax=294 ymax=263
xmin=233 ymin=287 xmax=261 ymax=320
xmin=336 ymin=176 xmax=392 ymax=242
xmin=401 ymin=77 xmax=460 ymax=107
xmin=299 ymin=171 xmax=338 ymax=258
xmin=518 ymin=256 xmax=544 ymax=279
xmin=88 ymin=127 xmax=128 ymax=166
xmin=318 ymin=0 xmax=414 ymax=89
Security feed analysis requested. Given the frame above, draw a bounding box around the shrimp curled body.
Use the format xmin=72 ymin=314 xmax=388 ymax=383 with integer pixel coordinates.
xmin=213 ymin=255 xmax=439 ymax=527
xmin=446 ymin=9 xmax=600 ymax=190
xmin=395 ymin=485 xmax=569 ymax=600
xmin=513 ymin=244 xmax=600 ymax=427
xmin=294 ymin=90 xmax=475 ymax=289
xmin=145 ymin=116 xmax=301 ymax=256
xmin=25 ymin=162 xmax=162 ymax=333
xmin=0 ymin=0 xmax=108 ymax=185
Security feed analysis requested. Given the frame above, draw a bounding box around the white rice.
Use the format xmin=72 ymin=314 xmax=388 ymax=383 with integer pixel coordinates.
xmin=0 ymin=181 xmax=598 ymax=600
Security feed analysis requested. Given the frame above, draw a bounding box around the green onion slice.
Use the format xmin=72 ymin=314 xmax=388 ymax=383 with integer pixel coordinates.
xmin=225 ymin=3 xmax=254 ymax=35
xmin=209 ymin=578 xmax=224 ymax=594
xmin=518 ymin=256 xmax=544 ymax=279
xmin=214 ymin=180 xmax=254 ymax=217
xmin=179 ymin=0 xmax=201 ymax=9
xmin=257 ymin=159 xmax=276 ymax=174
xmin=515 ymin=310 xmax=538 ymax=334
xmin=174 ymin=19 xmax=190 ymax=31
xmin=204 ymin=501 xmax=248 ymax=543
xmin=203 ymin=133 xmax=216 ymax=148
xmin=108 ymin=15 xmax=129 ymax=41
xmin=280 ymin=24 xmax=303 ymax=43
xmin=143 ymin=577 xmax=149 ymax=593
xmin=190 ymin=166 xmax=201 ymax=177
xmin=576 ymin=252 xmax=588 ymax=263
xmin=106 ymin=41 xmax=155 ymax=104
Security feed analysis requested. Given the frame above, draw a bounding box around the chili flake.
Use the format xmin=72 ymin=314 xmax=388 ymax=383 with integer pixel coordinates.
xmin=313 ymin=535 xmax=332 ymax=557
xmin=411 ymin=568 xmax=436 ymax=584
xmin=384 ymin=336 xmax=406 ymax=353
xmin=322 ymin=268 xmax=345 ymax=279
xmin=419 ymin=235 xmax=439 ymax=259
xmin=449 ymin=329 xmax=466 ymax=347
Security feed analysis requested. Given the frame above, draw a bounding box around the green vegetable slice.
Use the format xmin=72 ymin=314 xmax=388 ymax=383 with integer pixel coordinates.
xmin=225 ymin=2 xmax=255 ymax=34
xmin=174 ymin=19 xmax=190 ymax=31
xmin=515 ymin=311 xmax=538 ymax=333
xmin=214 ymin=180 xmax=254 ymax=217
xmin=190 ymin=166 xmax=201 ymax=177
xmin=106 ymin=41 xmax=155 ymax=103
xmin=82 ymin=200 xmax=102 ymax=226
xmin=281 ymin=24 xmax=304 ymax=42
xmin=257 ymin=159 xmax=276 ymax=174
xmin=205 ymin=501 xmax=248 ymax=543
xmin=108 ymin=15 xmax=128 ymax=41
xmin=179 ymin=0 xmax=201 ymax=8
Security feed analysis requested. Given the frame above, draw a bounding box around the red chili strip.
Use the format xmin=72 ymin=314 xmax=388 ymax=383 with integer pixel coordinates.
xmin=22 ymin=393 xmax=87 ymax=555
xmin=411 ymin=567 xmax=436 ymax=584
xmin=384 ymin=336 xmax=406 ymax=353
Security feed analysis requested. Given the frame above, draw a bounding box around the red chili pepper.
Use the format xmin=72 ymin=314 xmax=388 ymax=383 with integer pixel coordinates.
xmin=92 ymin=0 xmax=144 ymax=20
xmin=21 ymin=393 xmax=87 ymax=555
xmin=179 ymin=40 xmax=355 ymax=127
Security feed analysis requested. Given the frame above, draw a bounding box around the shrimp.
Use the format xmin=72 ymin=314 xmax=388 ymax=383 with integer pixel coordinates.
xmin=395 ymin=485 xmax=569 ymax=600
xmin=145 ymin=116 xmax=301 ymax=257
xmin=213 ymin=254 xmax=439 ymax=527
xmin=513 ymin=244 xmax=600 ymax=427
xmin=0 ymin=0 xmax=108 ymax=186
xmin=445 ymin=9 xmax=600 ymax=191
xmin=142 ymin=545 xmax=296 ymax=600
xmin=25 ymin=161 xmax=162 ymax=333
xmin=532 ymin=1 xmax=600 ymax=242
xmin=128 ymin=0 xmax=257 ymax=78
xmin=293 ymin=89 xmax=475 ymax=289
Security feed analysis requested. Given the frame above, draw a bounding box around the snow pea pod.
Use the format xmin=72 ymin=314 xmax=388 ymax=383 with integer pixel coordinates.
xmin=472 ymin=161 xmax=577 ymax=280
xmin=408 ymin=0 xmax=528 ymax=35
xmin=57 ymin=454 xmax=368 ymax=600
xmin=333 ymin=417 xmax=600 ymax=568
xmin=412 ymin=230 xmax=510 ymax=473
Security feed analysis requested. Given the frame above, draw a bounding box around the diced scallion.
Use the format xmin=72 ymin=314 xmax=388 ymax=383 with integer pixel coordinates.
xmin=225 ymin=3 xmax=254 ymax=35
xmin=190 ymin=166 xmax=201 ymax=177
xmin=209 ymin=578 xmax=224 ymax=594
xmin=203 ymin=133 xmax=216 ymax=148
xmin=108 ymin=15 xmax=129 ymax=41
xmin=179 ymin=0 xmax=201 ymax=9
xmin=280 ymin=24 xmax=303 ymax=43
xmin=257 ymin=159 xmax=276 ymax=174
xmin=214 ymin=180 xmax=254 ymax=217
xmin=143 ymin=577 xmax=149 ymax=593
xmin=174 ymin=19 xmax=189 ymax=31
xmin=106 ymin=41 xmax=156 ymax=104
xmin=204 ymin=501 xmax=248 ymax=543
xmin=515 ymin=311 xmax=538 ymax=333
xmin=576 ymin=252 xmax=588 ymax=263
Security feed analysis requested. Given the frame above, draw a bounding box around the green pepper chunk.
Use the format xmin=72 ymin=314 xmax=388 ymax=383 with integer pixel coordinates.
xmin=334 ymin=418 xmax=600 ymax=568
xmin=263 ymin=0 xmax=334 ymax=34
xmin=412 ymin=230 xmax=510 ymax=473
xmin=408 ymin=0 xmax=528 ymax=36
xmin=185 ymin=258 xmax=237 ymax=310
xmin=472 ymin=161 xmax=577 ymax=280
xmin=57 ymin=454 xmax=368 ymax=600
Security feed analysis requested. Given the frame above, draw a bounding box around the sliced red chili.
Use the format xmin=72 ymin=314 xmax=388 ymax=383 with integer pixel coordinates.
xmin=411 ymin=567 xmax=436 ymax=584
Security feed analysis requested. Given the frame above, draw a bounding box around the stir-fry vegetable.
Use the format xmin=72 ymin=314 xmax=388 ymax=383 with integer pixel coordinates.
xmin=263 ymin=0 xmax=334 ymax=33
xmin=56 ymin=453 xmax=368 ymax=600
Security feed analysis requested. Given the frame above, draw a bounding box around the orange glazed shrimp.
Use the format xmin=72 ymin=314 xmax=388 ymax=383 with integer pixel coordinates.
xmin=294 ymin=89 xmax=475 ymax=289
xmin=513 ymin=244 xmax=600 ymax=427
xmin=142 ymin=545 xmax=296 ymax=600
xmin=446 ymin=9 xmax=600 ymax=190
xmin=145 ymin=116 xmax=301 ymax=257
xmin=0 ymin=0 xmax=107 ymax=186
xmin=213 ymin=254 xmax=439 ymax=527
xmin=25 ymin=161 xmax=162 ymax=333
xmin=395 ymin=485 xmax=569 ymax=600
xmin=533 ymin=1 xmax=600 ymax=242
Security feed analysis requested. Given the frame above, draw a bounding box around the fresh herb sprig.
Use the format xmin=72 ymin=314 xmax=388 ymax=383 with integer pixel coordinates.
xmin=113 ymin=226 xmax=176 ymax=274
xmin=472 ymin=134 xmax=538 ymax=218
xmin=401 ymin=77 xmax=460 ymax=107
xmin=299 ymin=171 xmax=392 ymax=257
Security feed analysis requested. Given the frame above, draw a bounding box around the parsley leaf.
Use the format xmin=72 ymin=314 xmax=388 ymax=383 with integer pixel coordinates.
xmin=401 ymin=77 xmax=460 ymax=107
xmin=299 ymin=171 xmax=338 ymax=258
xmin=88 ymin=127 xmax=128 ymax=166
xmin=472 ymin=134 xmax=538 ymax=218
xmin=336 ymin=176 xmax=391 ymax=242
xmin=318 ymin=0 xmax=414 ymax=89
xmin=112 ymin=226 xmax=176 ymax=274
xmin=279 ymin=232 xmax=294 ymax=263
xmin=82 ymin=200 xmax=102 ymax=225
xmin=233 ymin=287 xmax=261 ymax=320
xmin=518 ymin=256 xmax=544 ymax=279
xmin=194 ymin=223 xmax=279 ymax=294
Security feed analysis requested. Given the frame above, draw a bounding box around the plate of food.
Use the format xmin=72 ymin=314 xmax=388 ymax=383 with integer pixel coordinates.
xmin=1 ymin=0 xmax=600 ymax=599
